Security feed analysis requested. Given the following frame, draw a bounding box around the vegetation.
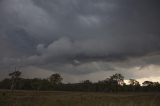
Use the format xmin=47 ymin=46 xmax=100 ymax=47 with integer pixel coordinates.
xmin=0 ymin=71 xmax=160 ymax=106
xmin=0 ymin=71 xmax=160 ymax=92
xmin=0 ymin=91 xmax=160 ymax=106
xmin=9 ymin=70 xmax=22 ymax=91
xmin=49 ymin=73 xmax=63 ymax=85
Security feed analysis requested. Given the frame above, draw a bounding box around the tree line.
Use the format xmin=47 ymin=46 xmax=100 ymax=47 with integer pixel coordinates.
xmin=0 ymin=71 xmax=160 ymax=92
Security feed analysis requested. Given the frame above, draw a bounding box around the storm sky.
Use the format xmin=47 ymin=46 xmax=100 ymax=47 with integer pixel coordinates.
xmin=0 ymin=0 xmax=160 ymax=83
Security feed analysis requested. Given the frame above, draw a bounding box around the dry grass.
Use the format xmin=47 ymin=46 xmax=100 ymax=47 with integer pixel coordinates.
xmin=0 ymin=90 xmax=160 ymax=106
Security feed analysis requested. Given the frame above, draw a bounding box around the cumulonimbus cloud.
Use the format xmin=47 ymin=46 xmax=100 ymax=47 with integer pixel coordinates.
xmin=0 ymin=0 xmax=160 ymax=80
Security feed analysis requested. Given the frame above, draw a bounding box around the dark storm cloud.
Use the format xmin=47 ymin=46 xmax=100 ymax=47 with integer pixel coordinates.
xmin=0 ymin=0 xmax=160 ymax=76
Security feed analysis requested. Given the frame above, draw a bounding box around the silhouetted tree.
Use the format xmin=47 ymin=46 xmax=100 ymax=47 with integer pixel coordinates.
xmin=9 ymin=69 xmax=21 ymax=91
xmin=1 ymin=72 xmax=160 ymax=92
xmin=129 ymin=79 xmax=140 ymax=92
xmin=108 ymin=73 xmax=125 ymax=92
xmin=142 ymin=81 xmax=160 ymax=91
xmin=142 ymin=81 xmax=154 ymax=86
xmin=49 ymin=73 xmax=63 ymax=85
xmin=110 ymin=73 xmax=124 ymax=85
xmin=129 ymin=79 xmax=140 ymax=86
xmin=80 ymin=80 xmax=92 ymax=91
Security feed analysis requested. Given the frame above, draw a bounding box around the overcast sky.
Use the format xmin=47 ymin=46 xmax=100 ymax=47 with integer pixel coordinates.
xmin=0 ymin=0 xmax=160 ymax=83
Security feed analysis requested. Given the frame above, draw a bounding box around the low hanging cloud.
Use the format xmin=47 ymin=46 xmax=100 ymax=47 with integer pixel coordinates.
xmin=0 ymin=0 xmax=160 ymax=81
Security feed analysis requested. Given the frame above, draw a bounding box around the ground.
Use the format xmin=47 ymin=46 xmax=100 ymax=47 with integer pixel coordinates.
xmin=0 ymin=90 xmax=160 ymax=106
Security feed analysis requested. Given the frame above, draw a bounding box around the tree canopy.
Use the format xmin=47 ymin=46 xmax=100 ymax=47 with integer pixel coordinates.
xmin=0 ymin=72 xmax=160 ymax=92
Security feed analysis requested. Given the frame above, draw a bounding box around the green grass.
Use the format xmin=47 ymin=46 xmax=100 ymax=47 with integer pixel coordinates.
xmin=0 ymin=90 xmax=160 ymax=106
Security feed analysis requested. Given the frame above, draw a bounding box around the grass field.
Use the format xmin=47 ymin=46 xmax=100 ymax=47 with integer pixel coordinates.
xmin=0 ymin=90 xmax=160 ymax=106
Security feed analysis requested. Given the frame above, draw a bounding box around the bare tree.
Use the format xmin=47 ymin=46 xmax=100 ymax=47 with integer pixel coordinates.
xmin=9 ymin=67 xmax=22 ymax=92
